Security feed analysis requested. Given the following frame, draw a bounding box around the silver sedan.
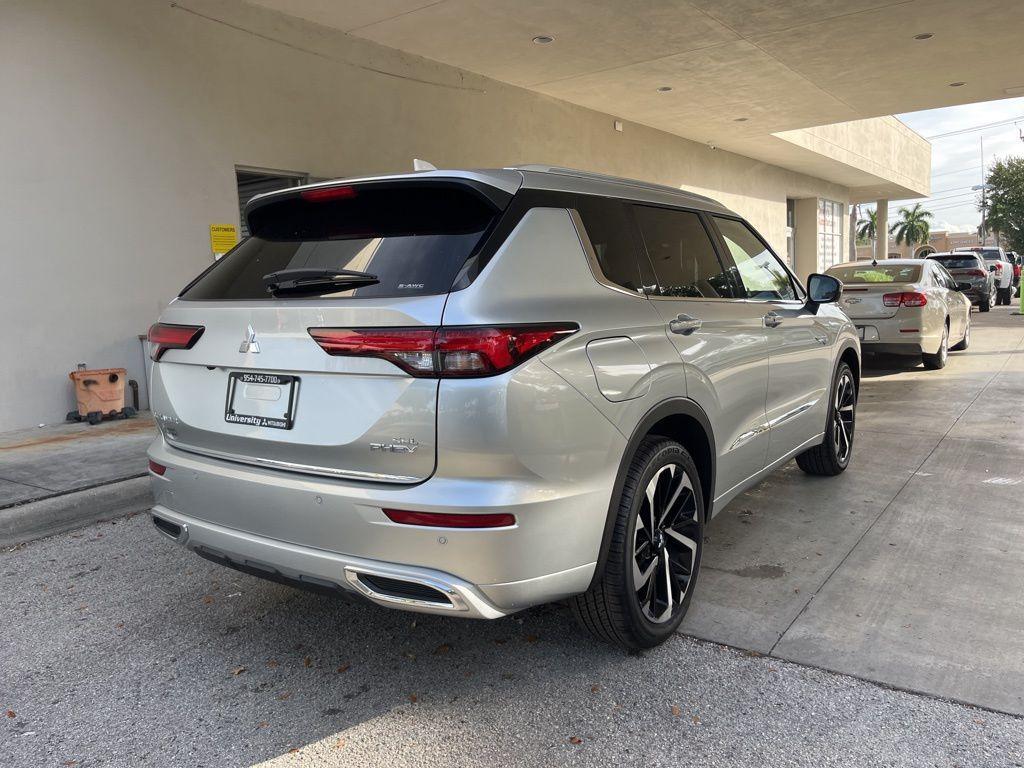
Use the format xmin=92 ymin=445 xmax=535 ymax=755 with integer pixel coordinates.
xmin=826 ymin=259 xmax=971 ymax=369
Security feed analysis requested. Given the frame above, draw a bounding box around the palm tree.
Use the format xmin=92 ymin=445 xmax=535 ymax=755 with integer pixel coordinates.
xmin=889 ymin=204 xmax=933 ymax=256
xmin=856 ymin=209 xmax=877 ymax=245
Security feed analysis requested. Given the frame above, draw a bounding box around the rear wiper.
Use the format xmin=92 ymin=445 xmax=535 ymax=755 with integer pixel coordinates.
xmin=263 ymin=268 xmax=379 ymax=296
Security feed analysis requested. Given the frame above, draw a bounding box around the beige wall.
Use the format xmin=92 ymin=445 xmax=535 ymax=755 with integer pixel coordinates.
xmin=0 ymin=0 xmax=852 ymax=430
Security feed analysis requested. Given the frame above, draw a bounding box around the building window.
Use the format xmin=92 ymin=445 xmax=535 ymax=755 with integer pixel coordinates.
xmin=817 ymin=199 xmax=843 ymax=272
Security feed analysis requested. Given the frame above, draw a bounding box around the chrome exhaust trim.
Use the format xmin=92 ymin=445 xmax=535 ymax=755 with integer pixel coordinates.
xmin=344 ymin=566 xmax=468 ymax=612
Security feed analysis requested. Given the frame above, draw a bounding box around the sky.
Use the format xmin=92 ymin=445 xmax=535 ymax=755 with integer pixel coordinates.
xmin=874 ymin=97 xmax=1024 ymax=233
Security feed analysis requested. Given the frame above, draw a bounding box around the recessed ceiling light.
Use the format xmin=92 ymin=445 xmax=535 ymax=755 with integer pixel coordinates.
xmin=949 ymin=81 xmax=966 ymax=87
xmin=657 ymin=86 xmax=673 ymax=92
xmin=532 ymin=35 xmax=554 ymax=44
xmin=913 ymin=33 xmax=933 ymax=40
xmin=734 ymin=117 xmax=749 ymax=122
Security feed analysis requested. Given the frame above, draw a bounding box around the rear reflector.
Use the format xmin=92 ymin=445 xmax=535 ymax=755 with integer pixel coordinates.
xmin=882 ymin=291 xmax=927 ymax=308
xmin=148 ymin=459 xmax=167 ymax=476
xmin=383 ymin=509 xmax=516 ymax=528
xmin=308 ymin=324 xmax=577 ymax=377
xmin=147 ymin=323 xmax=204 ymax=361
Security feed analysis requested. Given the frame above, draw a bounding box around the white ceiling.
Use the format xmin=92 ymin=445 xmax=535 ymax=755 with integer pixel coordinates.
xmin=247 ymin=0 xmax=1024 ymax=194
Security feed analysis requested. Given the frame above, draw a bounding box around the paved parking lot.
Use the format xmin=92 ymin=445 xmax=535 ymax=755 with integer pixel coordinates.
xmin=3 ymin=308 xmax=1024 ymax=767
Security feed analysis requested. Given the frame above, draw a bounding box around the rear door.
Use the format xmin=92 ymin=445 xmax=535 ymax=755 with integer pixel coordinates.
xmin=631 ymin=204 xmax=770 ymax=497
xmin=150 ymin=178 xmax=514 ymax=483
xmin=710 ymin=216 xmax=832 ymax=463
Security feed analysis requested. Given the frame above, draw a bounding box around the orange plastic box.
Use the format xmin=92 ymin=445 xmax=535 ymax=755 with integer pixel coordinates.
xmin=68 ymin=367 xmax=127 ymax=424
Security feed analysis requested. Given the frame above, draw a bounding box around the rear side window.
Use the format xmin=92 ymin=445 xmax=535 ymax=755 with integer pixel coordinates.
xmin=181 ymin=183 xmax=503 ymax=300
xmin=633 ymin=206 xmax=734 ymax=298
xmin=713 ymin=217 xmax=797 ymax=301
xmin=574 ymin=196 xmax=644 ymax=292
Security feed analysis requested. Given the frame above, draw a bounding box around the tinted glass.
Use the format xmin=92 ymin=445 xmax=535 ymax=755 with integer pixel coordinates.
xmin=713 ymin=217 xmax=797 ymax=301
xmin=827 ymin=264 xmax=922 ymax=284
xmin=633 ymin=206 xmax=733 ymax=298
xmin=929 ymin=254 xmax=981 ymax=270
xmin=574 ymin=196 xmax=642 ymax=291
xmin=181 ymin=184 xmax=500 ymax=300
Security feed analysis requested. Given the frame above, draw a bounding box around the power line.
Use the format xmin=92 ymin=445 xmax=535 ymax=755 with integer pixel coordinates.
xmin=931 ymin=164 xmax=980 ymax=178
xmin=891 ymin=189 xmax=977 ymax=204
xmin=924 ymin=115 xmax=1024 ymax=140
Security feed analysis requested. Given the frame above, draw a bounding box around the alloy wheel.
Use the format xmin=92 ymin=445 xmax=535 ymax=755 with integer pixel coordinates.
xmin=632 ymin=464 xmax=699 ymax=623
xmin=833 ymin=370 xmax=856 ymax=464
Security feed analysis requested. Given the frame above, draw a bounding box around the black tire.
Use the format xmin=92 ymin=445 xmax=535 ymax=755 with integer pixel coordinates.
xmin=572 ymin=438 xmax=704 ymax=651
xmin=796 ymin=361 xmax=856 ymax=476
xmin=86 ymin=411 xmax=102 ymax=425
xmin=951 ymin=316 xmax=970 ymax=351
xmin=65 ymin=410 xmax=82 ymax=423
xmin=980 ymin=297 xmax=991 ymax=312
xmin=998 ymin=287 xmax=1012 ymax=305
xmin=922 ymin=323 xmax=949 ymax=370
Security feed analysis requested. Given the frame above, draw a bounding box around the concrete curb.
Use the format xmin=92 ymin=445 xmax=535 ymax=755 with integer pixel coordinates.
xmin=0 ymin=476 xmax=153 ymax=548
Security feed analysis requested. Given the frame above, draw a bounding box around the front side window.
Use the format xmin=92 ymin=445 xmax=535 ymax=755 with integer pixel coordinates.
xmin=713 ymin=217 xmax=798 ymax=301
xmin=633 ymin=206 xmax=733 ymax=298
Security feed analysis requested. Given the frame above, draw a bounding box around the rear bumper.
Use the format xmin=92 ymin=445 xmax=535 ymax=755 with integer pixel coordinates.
xmin=150 ymin=505 xmax=524 ymax=618
xmin=962 ymin=288 xmax=992 ymax=304
xmin=147 ymin=436 xmax=607 ymax=616
xmin=852 ymin=315 xmax=937 ymax=354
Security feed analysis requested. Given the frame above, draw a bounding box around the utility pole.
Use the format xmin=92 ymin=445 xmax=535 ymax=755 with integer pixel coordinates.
xmin=980 ymin=135 xmax=987 ymax=244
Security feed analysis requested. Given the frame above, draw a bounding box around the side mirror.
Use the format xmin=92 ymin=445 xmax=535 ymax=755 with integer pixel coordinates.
xmin=806 ymin=273 xmax=842 ymax=308
xmin=956 ymin=281 xmax=971 ymax=292
xmin=989 ymin=264 xmax=998 ymax=272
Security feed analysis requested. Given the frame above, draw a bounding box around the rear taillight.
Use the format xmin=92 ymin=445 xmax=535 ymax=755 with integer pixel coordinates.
xmin=383 ymin=509 xmax=516 ymax=528
xmin=993 ymin=262 xmax=1003 ymax=271
xmin=147 ymin=323 xmax=204 ymax=361
xmin=148 ymin=459 xmax=167 ymax=476
xmin=308 ymin=324 xmax=577 ymax=377
xmin=882 ymin=292 xmax=927 ymax=308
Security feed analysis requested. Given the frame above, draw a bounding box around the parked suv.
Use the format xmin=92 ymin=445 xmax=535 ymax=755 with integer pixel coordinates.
xmin=927 ymin=251 xmax=996 ymax=311
xmin=147 ymin=166 xmax=859 ymax=650
xmin=954 ymin=246 xmax=1014 ymax=305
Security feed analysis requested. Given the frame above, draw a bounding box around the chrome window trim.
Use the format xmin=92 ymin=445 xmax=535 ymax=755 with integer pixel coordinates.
xmin=165 ymin=437 xmax=422 ymax=484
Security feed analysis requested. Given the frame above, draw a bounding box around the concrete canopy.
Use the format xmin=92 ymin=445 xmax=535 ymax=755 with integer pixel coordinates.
xmin=247 ymin=0 xmax=1019 ymax=199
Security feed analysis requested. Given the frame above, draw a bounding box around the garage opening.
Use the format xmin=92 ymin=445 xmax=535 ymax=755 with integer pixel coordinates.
xmin=236 ymin=166 xmax=309 ymax=238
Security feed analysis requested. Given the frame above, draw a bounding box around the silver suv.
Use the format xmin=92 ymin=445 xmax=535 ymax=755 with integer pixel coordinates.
xmin=147 ymin=166 xmax=859 ymax=650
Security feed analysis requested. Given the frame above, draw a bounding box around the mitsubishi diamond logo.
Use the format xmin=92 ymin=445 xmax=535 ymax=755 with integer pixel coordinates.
xmin=239 ymin=325 xmax=260 ymax=354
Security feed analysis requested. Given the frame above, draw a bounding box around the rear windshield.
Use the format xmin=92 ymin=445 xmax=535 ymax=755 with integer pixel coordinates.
xmin=180 ymin=183 xmax=504 ymax=300
xmin=929 ymin=255 xmax=980 ymax=269
xmin=955 ymin=248 xmax=1000 ymax=260
xmin=827 ymin=264 xmax=921 ymax=284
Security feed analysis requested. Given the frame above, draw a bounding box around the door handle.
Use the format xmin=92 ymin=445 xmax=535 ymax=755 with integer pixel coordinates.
xmin=669 ymin=313 xmax=702 ymax=335
xmin=763 ymin=311 xmax=783 ymax=328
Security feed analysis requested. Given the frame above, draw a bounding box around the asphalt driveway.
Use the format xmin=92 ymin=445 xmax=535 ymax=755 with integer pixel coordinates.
xmin=3 ymin=307 xmax=1024 ymax=767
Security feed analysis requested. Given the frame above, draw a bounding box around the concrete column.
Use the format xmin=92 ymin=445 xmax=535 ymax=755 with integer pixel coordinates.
xmin=874 ymin=200 xmax=888 ymax=261
xmin=792 ymin=198 xmax=819 ymax=280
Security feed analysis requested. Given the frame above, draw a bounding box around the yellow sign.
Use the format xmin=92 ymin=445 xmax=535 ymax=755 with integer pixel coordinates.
xmin=210 ymin=224 xmax=238 ymax=254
